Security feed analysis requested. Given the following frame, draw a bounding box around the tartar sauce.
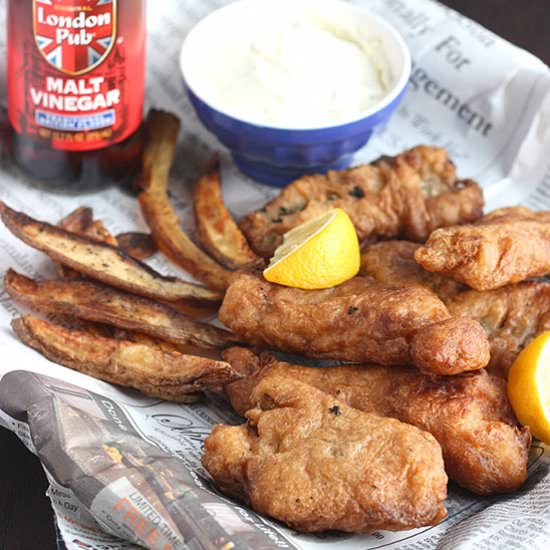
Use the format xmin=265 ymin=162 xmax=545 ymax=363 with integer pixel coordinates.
xmin=195 ymin=5 xmax=390 ymax=128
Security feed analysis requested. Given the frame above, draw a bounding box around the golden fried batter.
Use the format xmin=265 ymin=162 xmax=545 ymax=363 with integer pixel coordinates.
xmin=203 ymin=376 xmax=447 ymax=533
xmin=224 ymin=348 xmax=530 ymax=496
xmin=447 ymin=281 xmax=550 ymax=378
xmin=239 ymin=146 xmax=484 ymax=257
xmin=410 ymin=318 xmax=490 ymax=375
xmin=360 ymin=241 xmax=550 ymax=376
xmin=415 ymin=207 xmax=550 ymax=290
xmin=360 ymin=240 xmax=464 ymax=299
xmin=218 ymin=269 xmax=490 ymax=375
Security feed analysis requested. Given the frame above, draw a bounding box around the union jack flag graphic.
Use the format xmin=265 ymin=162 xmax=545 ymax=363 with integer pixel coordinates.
xmin=33 ymin=0 xmax=117 ymax=75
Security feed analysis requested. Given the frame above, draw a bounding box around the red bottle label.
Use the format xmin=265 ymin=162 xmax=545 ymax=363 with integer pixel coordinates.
xmin=8 ymin=0 xmax=145 ymax=152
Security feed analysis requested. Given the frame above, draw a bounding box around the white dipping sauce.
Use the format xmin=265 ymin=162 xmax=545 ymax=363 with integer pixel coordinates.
xmin=192 ymin=2 xmax=391 ymax=128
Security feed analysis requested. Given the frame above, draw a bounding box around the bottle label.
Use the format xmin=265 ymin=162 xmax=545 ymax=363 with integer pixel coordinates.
xmin=34 ymin=0 xmax=117 ymax=75
xmin=8 ymin=0 xmax=145 ymax=152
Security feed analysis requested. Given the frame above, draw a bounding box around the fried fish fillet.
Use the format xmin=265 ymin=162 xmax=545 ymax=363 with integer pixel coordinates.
xmin=203 ymin=376 xmax=447 ymax=532
xmin=218 ymin=269 xmax=490 ymax=375
xmin=361 ymin=242 xmax=550 ymax=377
xmin=224 ymin=348 xmax=530 ymax=496
xmin=447 ymin=281 xmax=550 ymax=378
xmin=415 ymin=207 xmax=550 ymax=291
xmin=360 ymin=240 xmax=464 ymax=299
xmin=239 ymin=146 xmax=484 ymax=257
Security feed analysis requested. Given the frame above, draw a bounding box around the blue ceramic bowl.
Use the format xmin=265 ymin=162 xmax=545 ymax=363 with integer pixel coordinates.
xmin=180 ymin=0 xmax=411 ymax=187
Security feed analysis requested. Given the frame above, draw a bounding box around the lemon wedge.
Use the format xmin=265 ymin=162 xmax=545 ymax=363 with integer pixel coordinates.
xmin=263 ymin=208 xmax=360 ymax=290
xmin=508 ymin=331 xmax=550 ymax=443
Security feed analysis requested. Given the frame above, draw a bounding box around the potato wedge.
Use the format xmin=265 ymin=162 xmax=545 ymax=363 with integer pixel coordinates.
xmin=59 ymin=210 xmax=156 ymax=275
xmin=0 ymin=202 xmax=222 ymax=305
xmin=5 ymin=270 xmax=238 ymax=349
xmin=193 ymin=155 xmax=258 ymax=269
xmin=12 ymin=316 xmax=241 ymax=402
xmin=137 ymin=110 xmax=231 ymax=291
xmin=58 ymin=208 xmax=118 ymax=246
xmin=58 ymin=210 xmax=119 ymax=277
xmin=58 ymin=207 xmax=94 ymax=234
xmin=56 ymin=207 xmax=96 ymax=278
xmin=108 ymin=331 xmax=222 ymax=365
xmin=116 ymin=232 xmax=158 ymax=260
xmin=84 ymin=219 xmax=119 ymax=246
xmin=49 ymin=314 xmax=117 ymax=338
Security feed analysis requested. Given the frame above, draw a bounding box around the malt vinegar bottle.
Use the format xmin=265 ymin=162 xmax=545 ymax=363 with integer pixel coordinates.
xmin=7 ymin=0 xmax=146 ymax=189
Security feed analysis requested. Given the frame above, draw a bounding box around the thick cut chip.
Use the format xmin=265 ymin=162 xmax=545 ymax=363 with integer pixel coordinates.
xmin=137 ymin=110 xmax=231 ymax=290
xmin=12 ymin=316 xmax=240 ymax=402
xmin=57 ymin=207 xmax=97 ymax=278
xmin=5 ymin=270 xmax=238 ymax=349
xmin=193 ymin=155 xmax=257 ymax=269
xmin=59 ymin=208 xmax=155 ymax=260
xmin=203 ymin=376 xmax=447 ymax=533
xmin=84 ymin=219 xmax=119 ymax=246
xmin=58 ymin=206 xmax=94 ymax=234
xmin=116 ymin=232 xmax=158 ymax=261
xmin=59 ymin=208 xmax=118 ymax=247
xmin=0 ymin=202 xmax=221 ymax=306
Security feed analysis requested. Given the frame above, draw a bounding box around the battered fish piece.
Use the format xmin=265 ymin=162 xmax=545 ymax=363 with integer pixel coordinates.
xmin=447 ymin=281 xmax=550 ymax=378
xmin=240 ymin=146 xmax=484 ymax=257
xmin=203 ymin=376 xmax=448 ymax=533
xmin=361 ymin=243 xmax=550 ymax=376
xmin=415 ymin=207 xmax=550 ymax=291
xmin=224 ymin=348 xmax=530 ymax=496
xmin=218 ymin=269 xmax=490 ymax=375
xmin=360 ymin=240 xmax=464 ymax=299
